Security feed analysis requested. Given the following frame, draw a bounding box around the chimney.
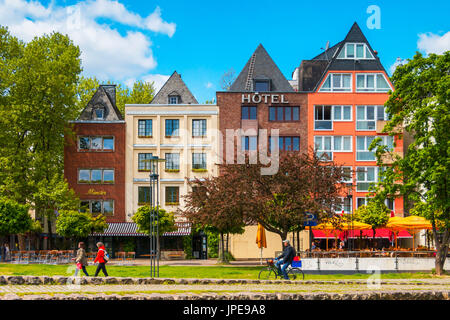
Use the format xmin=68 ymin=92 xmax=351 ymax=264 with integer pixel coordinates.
xmin=101 ymin=84 xmax=117 ymax=106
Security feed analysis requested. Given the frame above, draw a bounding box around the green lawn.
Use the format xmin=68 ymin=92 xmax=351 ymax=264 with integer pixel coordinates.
xmin=0 ymin=264 xmax=440 ymax=280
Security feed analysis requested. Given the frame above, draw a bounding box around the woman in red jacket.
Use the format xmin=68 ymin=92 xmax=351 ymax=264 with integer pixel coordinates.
xmin=94 ymin=242 xmax=109 ymax=277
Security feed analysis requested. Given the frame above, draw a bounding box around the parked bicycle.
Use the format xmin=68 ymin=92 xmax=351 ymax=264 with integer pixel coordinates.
xmin=258 ymin=257 xmax=304 ymax=280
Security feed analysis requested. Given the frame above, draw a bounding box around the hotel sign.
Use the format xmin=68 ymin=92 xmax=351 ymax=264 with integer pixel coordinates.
xmin=242 ymin=94 xmax=288 ymax=104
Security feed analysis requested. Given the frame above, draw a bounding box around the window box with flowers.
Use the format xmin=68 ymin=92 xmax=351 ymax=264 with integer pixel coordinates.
xmin=192 ymin=168 xmax=208 ymax=173
xmin=165 ymin=202 xmax=179 ymax=206
xmin=165 ymin=169 xmax=180 ymax=173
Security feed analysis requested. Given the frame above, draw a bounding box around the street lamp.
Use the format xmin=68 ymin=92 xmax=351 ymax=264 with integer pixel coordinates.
xmin=345 ymin=182 xmax=354 ymax=251
xmin=147 ymin=155 xmax=165 ymax=278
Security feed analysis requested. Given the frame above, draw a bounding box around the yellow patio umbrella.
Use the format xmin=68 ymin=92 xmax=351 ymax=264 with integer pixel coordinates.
xmin=386 ymin=215 xmax=432 ymax=250
xmin=256 ymin=223 xmax=267 ymax=264
xmin=385 ymin=216 xmax=406 ymax=249
xmin=312 ymin=221 xmax=371 ymax=250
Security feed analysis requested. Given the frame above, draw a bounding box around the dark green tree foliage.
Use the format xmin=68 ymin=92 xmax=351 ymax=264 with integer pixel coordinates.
xmin=0 ymin=199 xmax=32 ymax=236
xmin=56 ymin=210 xmax=107 ymax=241
xmin=354 ymin=199 xmax=390 ymax=240
xmin=371 ymin=52 xmax=450 ymax=274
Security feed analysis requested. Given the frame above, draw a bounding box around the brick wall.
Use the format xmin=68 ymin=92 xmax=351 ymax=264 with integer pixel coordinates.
xmin=64 ymin=122 xmax=126 ymax=223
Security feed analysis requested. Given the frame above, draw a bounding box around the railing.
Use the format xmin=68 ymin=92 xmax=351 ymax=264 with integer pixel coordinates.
xmin=5 ymin=250 xmax=77 ymax=264
xmin=299 ymin=250 xmax=436 ymax=259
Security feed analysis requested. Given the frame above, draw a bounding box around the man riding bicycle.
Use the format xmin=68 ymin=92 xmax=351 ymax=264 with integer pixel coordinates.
xmin=275 ymin=239 xmax=296 ymax=280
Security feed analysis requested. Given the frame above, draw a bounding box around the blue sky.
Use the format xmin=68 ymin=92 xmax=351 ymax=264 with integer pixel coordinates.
xmin=1 ymin=0 xmax=449 ymax=103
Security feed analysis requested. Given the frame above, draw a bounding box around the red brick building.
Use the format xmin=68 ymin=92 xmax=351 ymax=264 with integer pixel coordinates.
xmin=64 ymin=85 xmax=126 ymax=223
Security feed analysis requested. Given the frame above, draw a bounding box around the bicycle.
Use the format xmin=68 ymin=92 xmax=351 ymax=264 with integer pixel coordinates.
xmin=258 ymin=258 xmax=305 ymax=280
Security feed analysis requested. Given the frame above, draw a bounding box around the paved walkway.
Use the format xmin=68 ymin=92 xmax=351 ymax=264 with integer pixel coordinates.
xmin=112 ymin=259 xmax=268 ymax=266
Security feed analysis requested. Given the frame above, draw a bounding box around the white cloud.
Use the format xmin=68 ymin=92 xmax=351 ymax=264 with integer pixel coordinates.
xmin=0 ymin=0 xmax=176 ymax=81
xmin=141 ymin=74 xmax=170 ymax=92
xmin=417 ymin=31 xmax=450 ymax=55
xmin=389 ymin=57 xmax=408 ymax=75
xmin=205 ymin=82 xmax=214 ymax=89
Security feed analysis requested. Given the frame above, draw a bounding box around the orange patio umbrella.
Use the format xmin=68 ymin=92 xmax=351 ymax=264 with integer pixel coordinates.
xmin=256 ymin=223 xmax=267 ymax=264
xmin=312 ymin=221 xmax=371 ymax=250
xmin=386 ymin=215 xmax=432 ymax=250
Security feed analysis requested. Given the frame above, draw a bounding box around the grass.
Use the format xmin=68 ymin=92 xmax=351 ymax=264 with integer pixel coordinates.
xmin=0 ymin=264 xmax=443 ymax=280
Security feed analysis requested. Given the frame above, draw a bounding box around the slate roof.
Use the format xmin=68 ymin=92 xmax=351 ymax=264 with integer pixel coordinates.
xmin=297 ymin=22 xmax=389 ymax=92
xmin=90 ymin=222 xmax=192 ymax=237
xmin=229 ymin=44 xmax=294 ymax=92
xmin=78 ymin=85 xmax=123 ymax=121
xmin=151 ymin=71 xmax=198 ymax=104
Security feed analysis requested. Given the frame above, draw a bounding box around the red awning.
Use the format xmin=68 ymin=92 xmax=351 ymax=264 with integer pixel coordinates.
xmin=341 ymin=228 xmax=412 ymax=240
xmin=312 ymin=230 xmax=337 ymax=239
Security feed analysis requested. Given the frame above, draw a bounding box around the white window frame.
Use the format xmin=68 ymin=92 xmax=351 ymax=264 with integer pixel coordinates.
xmin=335 ymin=197 xmax=353 ymax=214
xmin=356 ymin=106 xmax=377 ymax=131
xmin=315 ymin=136 xmax=352 ymax=161
xmin=319 ymin=73 xmax=352 ymax=92
xmin=340 ymin=166 xmax=353 ymax=183
xmin=356 ymin=136 xmax=376 ymax=161
xmin=78 ymin=136 xmax=115 ymax=151
xmin=333 ymin=105 xmax=352 ymax=121
xmin=356 ymin=73 xmax=392 ymax=92
xmin=356 ymin=167 xmax=378 ymax=192
xmin=169 ymin=96 xmax=179 ymax=104
xmin=80 ymin=199 xmax=114 ymax=216
xmin=337 ymin=43 xmax=375 ymax=60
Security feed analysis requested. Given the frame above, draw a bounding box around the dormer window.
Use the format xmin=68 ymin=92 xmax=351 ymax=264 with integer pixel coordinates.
xmin=92 ymin=104 xmax=106 ymax=120
xmin=319 ymin=73 xmax=352 ymax=92
xmin=254 ymin=80 xmax=270 ymax=92
xmin=169 ymin=96 xmax=179 ymax=104
xmin=337 ymin=43 xmax=374 ymax=59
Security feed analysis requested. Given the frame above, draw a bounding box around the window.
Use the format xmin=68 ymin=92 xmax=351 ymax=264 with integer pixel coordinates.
xmin=319 ymin=73 xmax=352 ymax=92
xmin=268 ymin=106 xmax=299 ymax=122
xmin=356 ymin=74 xmax=391 ymax=92
xmin=241 ymin=106 xmax=257 ymax=120
xmin=192 ymin=119 xmax=207 ymax=137
xmin=385 ymin=198 xmax=394 ymax=211
xmin=78 ymin=136 xmax=114 ymax=151
xmin=241 ymin=136 xmax=257 ymax=151
xmin=356 ymin=106 xmax=376 ymax=130
xmin=270 ymin=136 xmax=300 ymax=151
xmin=80 ymin=200 xmax=114 ymax=216
xmin=376 ymin=105 xmax=390 ymax=121
xmin=94 ymin=109 xmax=104 ymax=119
xmin=314 ymin=136 xmax=352 ymax=161
xmin=165 ymin=153 xmax=180 ymax=171
xmin=138 ymin=186 xmax=151 ymax=204
xmin=356 ymin=167 xmax=378 ymax=191
xmin=356 ymin=197 xmax=369 ymax=208
xmin=138 ymin=153 xmax=153 ymax=171
xmin=335 ymin=197 xmax=352 ymax=214
xmin=165 ymin=119 xmax=179 ymax=137
xmin=356 ymin=136 xmax=376 ymax=161
xmin=337 ymin=43 xmax=374 ymax=59
xmin=254 ymin=80 xmax=270 ymax=92
xmin=314 ymin=105 xmax=332 ymax=130
xmin=341 ymin=166 xmax=353 ymax=183
xmin=138 ymin=120 xmax=152 ymax=137
xmin=78 ymin=169 xmax=114 ymax=184
xmin=192 ymin=153 xmax=207 ymax=170
xmin=169 ymin=96 xmax=179 ymax=104
xmin=333 ymin=106 xmax=352 ymax=121
xmin=165 ymin=186 xmax=179 ymax=205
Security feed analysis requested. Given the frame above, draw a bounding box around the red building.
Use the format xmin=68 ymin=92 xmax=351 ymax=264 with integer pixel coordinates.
xmin=64 ymin=85 xmax=126 ymax=223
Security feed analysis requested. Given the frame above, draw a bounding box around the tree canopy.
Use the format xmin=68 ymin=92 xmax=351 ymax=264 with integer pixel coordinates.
xmin=0 ymin=198 xmax=33 ymax=236
xmin=371 ymin=51 xmax=450 ymax=274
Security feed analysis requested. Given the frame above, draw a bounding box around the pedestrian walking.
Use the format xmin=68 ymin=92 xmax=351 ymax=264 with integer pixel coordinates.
xmin=3 ymin=243 xmax=10 ymax=262
xmin=94 ymin=242 xmax=109 ymax=277
xmin=74 ymin=242 xmax=89 ymax=277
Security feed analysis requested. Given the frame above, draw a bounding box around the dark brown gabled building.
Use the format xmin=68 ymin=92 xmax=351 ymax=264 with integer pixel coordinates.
xmin=64 ymin=85 xmax=126 ymax=224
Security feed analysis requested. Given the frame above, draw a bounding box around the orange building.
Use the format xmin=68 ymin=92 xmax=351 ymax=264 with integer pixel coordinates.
xmin=295 ymin=22 xmax=403 ymax=217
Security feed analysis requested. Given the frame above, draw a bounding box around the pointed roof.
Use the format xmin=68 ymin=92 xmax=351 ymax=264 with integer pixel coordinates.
xmin=229 ymin=44 xmax=294 ymax=92
xmin=297 ymin=22 xmax=389 ymax=92
xmin=150 ymin=71 xmax=198 ymax=104
xmin=78 ymin=85 xmax=123 ymax=121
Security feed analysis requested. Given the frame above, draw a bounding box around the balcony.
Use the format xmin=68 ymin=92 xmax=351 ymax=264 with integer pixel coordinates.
xmin=380 ymin=151 xmax=404 ymax=164
xmin=377 ymin=120 xmax=403 ymax=134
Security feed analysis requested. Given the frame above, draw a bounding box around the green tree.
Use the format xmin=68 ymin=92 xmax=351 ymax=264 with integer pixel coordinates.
xmin=370 ymin=52 xmax=450 ymax=274
xmin=55 ymin=210 xmax=107 ymax=247
xmin=132 ymin=206 xmax=177 ymax=257
xmin=0 ymin=27 xmax=82 ymax=249
xmin=0 ymin=198 xmax=33 ymax=236
xmin=354 ymin=199 xmax=389 ymax=243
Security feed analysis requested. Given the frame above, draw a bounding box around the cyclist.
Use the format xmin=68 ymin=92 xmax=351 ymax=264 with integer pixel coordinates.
xmin=274 ymin=239 xmax=296 ymax=280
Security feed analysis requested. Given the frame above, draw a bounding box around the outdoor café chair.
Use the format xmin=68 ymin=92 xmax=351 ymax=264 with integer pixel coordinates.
xmin=125 ymin=252 xmax=135 ymax=263
xmin=10 ymin=251 xmax=20 ymax=264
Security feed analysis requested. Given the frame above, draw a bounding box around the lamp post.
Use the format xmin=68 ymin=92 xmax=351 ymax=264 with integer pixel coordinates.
xmin=345 ymin=182 xmax=354 ymax=251
xmin=148 ymin=155 xmax=165 ymax=278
